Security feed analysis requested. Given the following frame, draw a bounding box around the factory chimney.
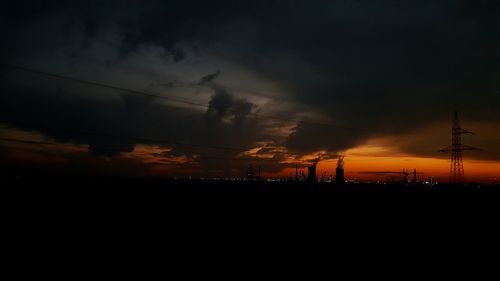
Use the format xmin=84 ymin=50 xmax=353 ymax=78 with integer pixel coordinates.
xmin=306 ymin=156 xmax=320 ymax=183
xmin=335 ymin=156 xmax=345 ymax=184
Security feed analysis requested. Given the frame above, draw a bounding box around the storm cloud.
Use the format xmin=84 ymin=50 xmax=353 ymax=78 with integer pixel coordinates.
xmin=1 ymin=0 xmax=499 ymax=177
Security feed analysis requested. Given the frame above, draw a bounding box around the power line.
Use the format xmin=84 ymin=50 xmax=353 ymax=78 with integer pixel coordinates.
xmin=0 ymin=137 xmax=56 ymax=146
xmin=0 ymin=138 xmax=135 ymax=153
xmin=196 ymin=156 xmax=296 ymax=163
xmin=0 ymin=122 xmax=332 ymax=165
xmin=0 ymin=62 xmax=361 ymax=131
xmin=0 ymin=121 xmax=349 ymax=163
xmin=1 ymin=63 xmax=208 ymax=108
xmin=0 ymin=121 xmax=252 ymax=152
xmin=0 ymin=136 xmax=295 ymax=163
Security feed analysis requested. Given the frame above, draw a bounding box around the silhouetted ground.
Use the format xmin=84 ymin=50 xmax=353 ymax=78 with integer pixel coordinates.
xmin=3 ymin=176 xmax=498 ymax=230
xmin=3 ymin=176 xmax=499 ymax=192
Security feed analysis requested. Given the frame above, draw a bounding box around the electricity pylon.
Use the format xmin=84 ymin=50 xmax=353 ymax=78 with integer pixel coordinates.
xmin=439 ymin=111 xmax=480 ymax=183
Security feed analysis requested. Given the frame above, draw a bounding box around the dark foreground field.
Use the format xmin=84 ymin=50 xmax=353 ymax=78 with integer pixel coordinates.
xmin=3 ymin=176 xmax=499 ymax=227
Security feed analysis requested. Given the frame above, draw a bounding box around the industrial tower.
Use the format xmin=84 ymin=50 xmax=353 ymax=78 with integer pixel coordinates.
xmin=335 ymin=156 xmax=345 ymax=184
xmin=439 ymin=111 xmax=479 ymax=183
xmin=306 ymin=157 xmax=320 ymax=183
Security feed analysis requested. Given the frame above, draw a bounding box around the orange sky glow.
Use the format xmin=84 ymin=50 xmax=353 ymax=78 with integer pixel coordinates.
xmin=1 ymin=126 xmax=499 ymax=183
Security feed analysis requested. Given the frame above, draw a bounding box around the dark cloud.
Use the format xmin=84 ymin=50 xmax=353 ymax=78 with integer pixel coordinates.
xmin=207 ymin=0 xmax=500 ymax=155
xmin=0 ymin=78 xmax=268 ymax=175
xmin=1 ymin=0 xmax=499 ymax=177
xmin=0 ymin=146 xmax=154 ymax=178
xmin=0 ymin=0 xmax=267 ymax=61
xmin=205 ymin=84 xmax=256 ymax=125
xmin=198 ymin=70 xmax=221 ymax=85
xmin=285 ymin=121 xmax=372 ymax=155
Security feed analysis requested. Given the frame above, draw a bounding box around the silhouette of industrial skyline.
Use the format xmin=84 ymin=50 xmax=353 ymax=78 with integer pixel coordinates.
xmin=1 ymin=1 xmax=499 ymax=188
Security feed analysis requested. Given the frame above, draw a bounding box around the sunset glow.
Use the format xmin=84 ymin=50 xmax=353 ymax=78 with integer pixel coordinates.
xmin=1 ymin=1 xmax=499 ymax=187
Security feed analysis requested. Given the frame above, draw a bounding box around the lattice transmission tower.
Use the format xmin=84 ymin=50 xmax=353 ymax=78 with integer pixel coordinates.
xmin=439 ymin=111 xmax=480 ymax=183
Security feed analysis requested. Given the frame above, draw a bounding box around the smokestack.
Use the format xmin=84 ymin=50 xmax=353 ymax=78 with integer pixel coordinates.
xmin=335 ymin=156 xmax=345 ymax=185
xmin=306 ymin=157 xmax=320 ymax=183
xmin=307 ymin=165 xmax=317 ymax=183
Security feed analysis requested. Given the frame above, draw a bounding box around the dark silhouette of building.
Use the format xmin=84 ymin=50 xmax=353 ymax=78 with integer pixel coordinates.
xmin=359 ymin=169 xmax=423 ymax=185
xmin=246 ymin=165 xmax=261 ymax=181
xmin=247 ymin=166 xmax=254 ymax=180
xmin=335 ymin=156 xmax=345 ymax=184
xmin=306 ymin=157 xmax=320 ymax=183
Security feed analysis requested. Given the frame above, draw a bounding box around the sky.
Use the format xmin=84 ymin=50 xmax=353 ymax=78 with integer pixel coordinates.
xmin=0 ymin=0 xmax=499 ymax=182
